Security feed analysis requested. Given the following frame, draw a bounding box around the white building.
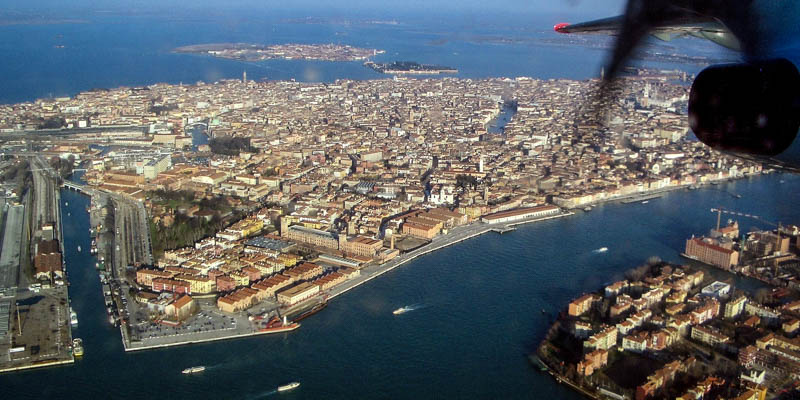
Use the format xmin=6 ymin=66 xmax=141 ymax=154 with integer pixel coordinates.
xmin=701 ymin=281 xmax=731 ymax=298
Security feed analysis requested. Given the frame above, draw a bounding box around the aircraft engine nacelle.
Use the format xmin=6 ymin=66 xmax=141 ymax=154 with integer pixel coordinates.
xmin=689 ymin=58 xmax=800 ymax=169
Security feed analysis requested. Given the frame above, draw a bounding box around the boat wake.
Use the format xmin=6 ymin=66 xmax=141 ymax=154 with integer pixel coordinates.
xmin=394 ymin=303 xmax=425 ymax=315
xmin=250 ymin=389 xmax=278 ymax=399
xmin=592 ymin=247 xmax=609 ymax=254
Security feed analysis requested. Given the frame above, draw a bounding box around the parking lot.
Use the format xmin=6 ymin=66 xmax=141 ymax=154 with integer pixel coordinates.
xmin=0 ymin=288 xmax=73 ymax=368
xmin=126 ymin=298 xmax=269 ymax=349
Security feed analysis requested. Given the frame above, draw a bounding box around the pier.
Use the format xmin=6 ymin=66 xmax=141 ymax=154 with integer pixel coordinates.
xmin=620 ymin=194 xmax=663 ymax=204
xmin=490 ymin=226 xmax=516 ymax=234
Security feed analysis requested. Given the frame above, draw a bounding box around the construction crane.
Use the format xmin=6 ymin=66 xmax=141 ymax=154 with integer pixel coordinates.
xmin=711 ymin=207 xmax=786 ymax=261
xmin=710 ymin=207 xmax=777 ymax=231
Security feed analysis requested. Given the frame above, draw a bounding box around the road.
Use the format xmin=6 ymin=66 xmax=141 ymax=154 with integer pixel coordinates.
xmin=31 ymin=157 xmax=60 ymax=234
xmin=27 ymin=156 xmax=63 ymax=288
xmin=0 ymin=125 xmax=146 ymax=140
xmin=0 ymin=156 xmax=74 ymax=371
xmin=111 ymin=195 xmax=153 ymax=275
xmin=0 ymin=202 xmax=23 ymax=290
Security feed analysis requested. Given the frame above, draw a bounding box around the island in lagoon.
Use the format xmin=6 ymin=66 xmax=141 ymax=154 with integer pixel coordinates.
xmin=364 ymin=61 xmax=458 ymax=75
xmin=173 ymin=43 xmax=384 ymax=62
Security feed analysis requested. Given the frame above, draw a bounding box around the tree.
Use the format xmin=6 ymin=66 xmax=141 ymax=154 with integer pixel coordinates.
xmin=456 ymin=174 xmax=478 ymax=190
xmin=263 ymin=167 xmax=278 ymax=177
xmin=37 ymin=116 xmax=66 ymax=129
xmin=754 ymin=288 xmax=772 ymax=304
xmin=208 ymin=136 xmax=257 ymax=156
xmin=148 ymin=103 xmax=178 ymax=116
xmin=48 ymin=156 xmax=74 ymax=178
xmin=625 ymin=264 xmax=651 ymax=281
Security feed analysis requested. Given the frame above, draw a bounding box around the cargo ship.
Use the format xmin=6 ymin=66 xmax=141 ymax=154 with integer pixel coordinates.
xmin=259 ymin=315 xmax=300 ymax=333
xmin=182 ymin=366 xmax=206 ymax=374
xmin=277 ymin=382 xmax=300 ymax=392
xmin=72 ymin=338 xmax=84 ymax=357
xmin=291 ymin=301 xmax=327 ymax=322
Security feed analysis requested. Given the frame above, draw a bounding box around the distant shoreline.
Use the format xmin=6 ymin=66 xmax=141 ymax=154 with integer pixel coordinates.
xmin=173 ymin=42 xmax=383 ymax=63
xmin=0 ymin=19 xmax=88 ymax=26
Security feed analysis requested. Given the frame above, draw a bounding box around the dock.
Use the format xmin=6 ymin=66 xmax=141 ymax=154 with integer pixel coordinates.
xmin=621 ymin=194 xmax=663 ymax=204
xmin=490 ymin=226 xmax=516 ymax=234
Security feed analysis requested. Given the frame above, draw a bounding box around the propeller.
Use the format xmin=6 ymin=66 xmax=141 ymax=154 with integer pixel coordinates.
xmin=600 ymin=0 xmax=759 ymax=83
xmin=576 ymin=0 xmax=761 ymax=132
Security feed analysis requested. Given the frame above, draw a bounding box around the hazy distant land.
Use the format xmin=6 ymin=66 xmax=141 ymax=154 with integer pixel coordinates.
xmin=173 ymin=43 xmax=385 ymax=62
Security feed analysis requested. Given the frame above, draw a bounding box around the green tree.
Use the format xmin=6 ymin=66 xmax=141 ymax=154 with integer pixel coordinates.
xmin=455 ymin=174 xmax=478 ymax=190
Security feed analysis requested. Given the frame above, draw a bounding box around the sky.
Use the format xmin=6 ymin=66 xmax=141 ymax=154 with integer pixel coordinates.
xmin=1 ymin=0 xmax=627 ymax=20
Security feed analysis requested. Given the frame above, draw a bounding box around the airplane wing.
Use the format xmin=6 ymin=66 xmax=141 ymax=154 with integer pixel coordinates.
xmin=554 ymin=15 xmax=740 ymax=51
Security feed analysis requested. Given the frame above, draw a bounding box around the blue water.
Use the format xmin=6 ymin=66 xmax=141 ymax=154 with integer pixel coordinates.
xmin=0 ymin=173 xmax=794 ymax=399
xmin=488 ymin=102 xmax=516 ymax=134
xmin=0 ymin=10 xmax=734 ymax=104
xmin=191 ymin=126 xmax=209 ymax=152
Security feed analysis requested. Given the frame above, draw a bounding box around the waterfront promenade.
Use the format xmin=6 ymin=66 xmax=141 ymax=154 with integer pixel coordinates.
xmin=328 ymin=211 xmax=574 ymax=301
xmin=80 ymin=173 xmax=763 ymax=353
xmin=122 ymin=211 xmax=573 ymax=351
xmin=559 ymin=176 xmax=756 ymax=211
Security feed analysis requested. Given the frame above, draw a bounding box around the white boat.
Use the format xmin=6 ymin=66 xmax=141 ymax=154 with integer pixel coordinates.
xmin=641 ymin=200 xmax=649 ymax=204
xmin=70 ymin=308 xmax=78 ymax=326
xmin=393 ymin=306 xmax=413 ymax=315
xmin=277 ymin=382 xmax=300 ymax=392
xmin=182 ymin=366 xmax=206 ymax=374
xmin=594 ymin=247 xmax=608 ymax=253
xmin=72 ymin=338 xmax=84 ymax=357
xmin=77 ymin=245 xmax=81 ymax=252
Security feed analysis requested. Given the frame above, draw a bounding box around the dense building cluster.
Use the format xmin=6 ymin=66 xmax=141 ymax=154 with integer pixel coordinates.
xmin=543 ymin=261 xmax=800 ymax=399
xmin=0 ymin=72 xmax=765 ymax=321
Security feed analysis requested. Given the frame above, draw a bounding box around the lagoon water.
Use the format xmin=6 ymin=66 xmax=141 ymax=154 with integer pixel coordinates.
xmin=0 ymin=11 xmax=734 ymax=104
